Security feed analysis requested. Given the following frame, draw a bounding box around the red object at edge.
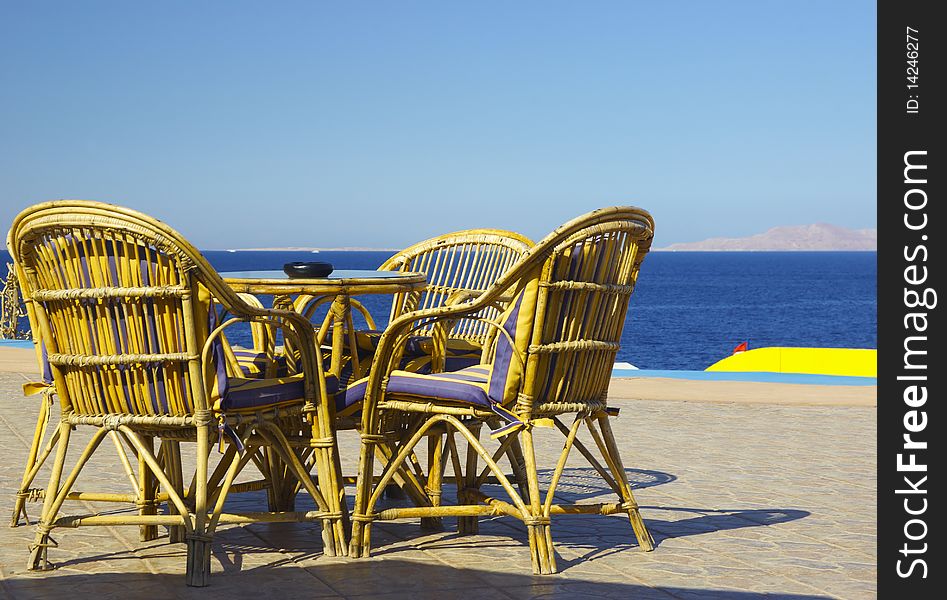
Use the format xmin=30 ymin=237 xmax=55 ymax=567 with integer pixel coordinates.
xmin=732 ymin=341 xmax=748 ymax=354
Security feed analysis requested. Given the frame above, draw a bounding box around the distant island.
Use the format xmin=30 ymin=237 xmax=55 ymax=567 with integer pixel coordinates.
xmin=657 ymin=223 xmax=877 ymax=251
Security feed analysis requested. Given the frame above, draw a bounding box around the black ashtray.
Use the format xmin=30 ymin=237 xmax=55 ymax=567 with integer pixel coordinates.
xmin=283 ymin=261 xmax=334 ymax=278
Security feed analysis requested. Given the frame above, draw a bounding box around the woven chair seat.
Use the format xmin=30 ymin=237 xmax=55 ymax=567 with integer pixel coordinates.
xmin=232 ymin=349 xmax=292 ymax=378
xmin=324 ymin=329 xmax=483 ymax=381
xmin=213 ymin=372 xmax=340 ymax=412
xmin=336 ymin=364 xmax=492 ymax=412
xmin=351 ymin=329 xmax=482 ymax=359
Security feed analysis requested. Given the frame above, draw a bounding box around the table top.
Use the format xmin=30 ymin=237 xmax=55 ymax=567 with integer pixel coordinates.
xmin=221 ymin=269 xmax=426 ymax=295
xmin=221 ymin=269 xmax=410 ymax=281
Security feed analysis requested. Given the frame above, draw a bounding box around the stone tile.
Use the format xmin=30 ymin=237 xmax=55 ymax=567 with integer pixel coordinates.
xmin=306 ymin=558 xmax=490 ymax=596
xmin=349 ymin=590 xmax=511 ymax=600
xmin=0 ymin=372 xmax=876 ymax=597
xmin=502 ymin=580 xmax=679 ymax=599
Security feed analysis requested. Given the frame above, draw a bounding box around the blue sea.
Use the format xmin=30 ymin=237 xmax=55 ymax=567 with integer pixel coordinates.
xmin=0 ymin=250 xmax=876 ymax=371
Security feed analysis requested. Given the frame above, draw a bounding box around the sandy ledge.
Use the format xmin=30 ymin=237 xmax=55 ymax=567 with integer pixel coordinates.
xmin=0 ymin=347 xmax=38 ymax=376
xmin=608 ymin=377 xmax=876 ymax=407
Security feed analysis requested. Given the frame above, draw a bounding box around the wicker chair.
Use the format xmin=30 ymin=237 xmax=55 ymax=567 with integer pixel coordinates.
xmin=344 ymin=206 xmax=656 ymax=573
xmin=303 ymin=229 xmax=533 ymax=521
xmin=7 ymin=200 xmax=346 ymax=586
xmin=8 ymin=290 xmax=292 ymax=528
xmin=380 ymin=228 xmax=534 ymax=342
xmin=314 ymin=229 xmax=534 ymax=387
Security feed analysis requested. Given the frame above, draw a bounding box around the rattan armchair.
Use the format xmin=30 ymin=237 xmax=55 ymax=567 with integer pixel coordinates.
xmin=314 ymin=229 xmax=534 ymax=385
xmin=8 ymin=290 xmax=294 ymax=528
xmin=380 ymin=228 xmax=534 ymax=342
xmin=344 ymin=206 xmax=656 ymax=573
xmin=7 ymin=200 xmax=346 ymax=586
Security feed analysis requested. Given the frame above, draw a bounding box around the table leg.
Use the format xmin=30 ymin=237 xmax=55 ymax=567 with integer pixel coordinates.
xmin=328 ymin=295 xmax=348 ymax=379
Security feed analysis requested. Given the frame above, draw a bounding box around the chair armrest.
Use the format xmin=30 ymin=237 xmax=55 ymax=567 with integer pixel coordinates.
xmin=424 ymin=290 xmax=491 ymax=372
xmin=348 ymin=298 xmax=378 ymax=330
xmin=201 ymin=301 xmax=330 ymax=417
xmin=358 ymin=270 xmax=533 ymax=433
xmin=234 ymin=293 xmax=275 ymax=354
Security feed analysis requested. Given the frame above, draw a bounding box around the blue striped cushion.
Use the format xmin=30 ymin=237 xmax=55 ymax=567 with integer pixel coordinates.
xmin=333 ymin=351 xmax=482 ymax=399
xmin=213 ymin=372 xmax=338 ymax=412
xmin=335 ymin=364 xmax=492 ymax=413
xmin=40 ymin=341 xmax=53 ymax=384
xmin=232 ymin=349 xmax=291 ymax=378
xmin=399 ymin=354 xmax=482 ymax=374
xmin=352 ymin=330 xmax=483 ymax=359
xmin=485 ymin=280 xmax=538 ymax=406
xmin=214 ymin=374 xmax=304 ymax=411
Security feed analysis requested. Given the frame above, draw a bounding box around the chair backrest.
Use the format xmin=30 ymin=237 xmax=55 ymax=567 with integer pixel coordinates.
xmin=7 ymin=200 xmax=245 ymax=418
xmin=380 ymin=229 xmax=533 ymax=344
xmin=480 ymin=207 xmax=654 ymax=416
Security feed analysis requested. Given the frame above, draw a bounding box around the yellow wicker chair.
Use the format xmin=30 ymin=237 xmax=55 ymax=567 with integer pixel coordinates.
xmin=7 ymin=200 xmax=346 ymax=586
xmin=317 ymin=229 xmax=534 ymax=385
xmin=345 ymin=206 xmax=655 ymax=573
xmin=8 ymin=291 xmax=291 ymax=528
xmin=380 ymin=228 xmax=534 ymax=341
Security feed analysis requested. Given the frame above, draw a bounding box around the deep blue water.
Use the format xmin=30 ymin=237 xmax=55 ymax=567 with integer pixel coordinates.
xmin=626 ymin=252 xmax=876 ymax=369
xmin=1 ymin=250 xmax=877 ymax=370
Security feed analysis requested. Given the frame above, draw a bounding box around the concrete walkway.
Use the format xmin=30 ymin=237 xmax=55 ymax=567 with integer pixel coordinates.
xmin=0 ymin=355 xmax=876 ymax=599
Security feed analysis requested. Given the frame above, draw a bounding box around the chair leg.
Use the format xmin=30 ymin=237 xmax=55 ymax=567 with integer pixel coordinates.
xmin=186 ymin=423 xmax=212 ymax=587
xmin=384 ymin=482 xmax=407 ymax=499
xmin=351 ymin=418 xmax=437 ymax=557
xmin=330 ymin=437 xmax=351 ymax=536
xmin=29 ymin=425 xmax=109 ymax=572
xmin=421 ymin=433 xmax=445 ymax=531
xmin=163 ymin=440 xmax=187 ymax=543
xmin=263 ymin=447 xmax=297 ymax=512
xmin=186 ymin=535 xmax=212 ymax=588
xmin=11 ymin=395 xmax=55 ymax=527
xmin=268 ymin=400 xmax=349 ymax=557
xmin=520 ymin=427 xmax=557 ymax=575
xmin=504 ymin=434 xmax=531 ymax=502
xmin=259 ymin=421 xmax=347 ymax=557
xmin=349 ymin=435 xmax=378 ymax=558
xmin=457 ymin=423 xmax=482 ymax=535
xmin=274 ymin=408 xmax=349 ymax=557
xmin=594 ymin=415 xmax=654 ymax=551
xmin=261 ymin=447 xmax=278 ymax=511
xmin=26 ymin=422 xmax=71 ymax=571
xmin=323 ymin=436 xmax=351 ymax=554
xmin=138 ymin=435 xmax=159 ymax=542
xmin=373 ymin=443 xmax=439 ymax=523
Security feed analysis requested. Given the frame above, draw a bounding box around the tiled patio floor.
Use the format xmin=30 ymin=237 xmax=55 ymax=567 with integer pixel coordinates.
xmin=0 ymin=370 xmax=876 ymax=599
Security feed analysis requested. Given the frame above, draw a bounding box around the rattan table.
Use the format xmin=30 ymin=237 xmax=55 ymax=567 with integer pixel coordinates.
xmin=221 ymin=269 xmax=426 ymax=380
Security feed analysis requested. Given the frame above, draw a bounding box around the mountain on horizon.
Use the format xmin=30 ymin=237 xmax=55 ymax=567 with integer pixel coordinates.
xmin=659 ymin=223 xmax=877 ymax=251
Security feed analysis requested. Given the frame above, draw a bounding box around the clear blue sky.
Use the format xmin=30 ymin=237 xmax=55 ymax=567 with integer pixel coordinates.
xmin=1 ymin=1 xmax=876 ymax=248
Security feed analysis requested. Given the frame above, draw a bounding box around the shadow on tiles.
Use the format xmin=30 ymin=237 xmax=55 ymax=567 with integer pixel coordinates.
xmin=2 ymin=552 xmax=829 ymax=600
